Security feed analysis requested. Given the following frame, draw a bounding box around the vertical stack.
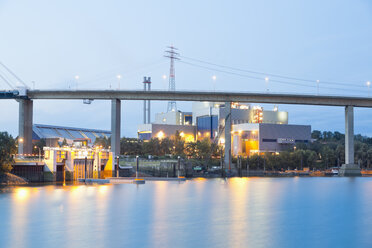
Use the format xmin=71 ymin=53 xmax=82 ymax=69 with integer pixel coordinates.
xmin=143 ymin=77 xmax=151 ymax=124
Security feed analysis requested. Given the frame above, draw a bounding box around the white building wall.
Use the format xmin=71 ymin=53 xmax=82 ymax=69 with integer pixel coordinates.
xmin=154 ymin=111 xmax=182 ymax=125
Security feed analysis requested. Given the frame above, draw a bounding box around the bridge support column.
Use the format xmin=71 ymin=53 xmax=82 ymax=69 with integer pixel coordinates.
xmin=18 ymin=99 xmax=33 ymax=155
xmin=224 ymin=102 xmax=232 ymax=173
xmin=339 ymin=106 xmax=361 ymax=176
xmin=111 ymin=99 xmax=121 ymax=173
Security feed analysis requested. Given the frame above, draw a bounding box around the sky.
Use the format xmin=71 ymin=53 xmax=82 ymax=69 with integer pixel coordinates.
xmin=1 ymin=0 xmax=372 ymax=137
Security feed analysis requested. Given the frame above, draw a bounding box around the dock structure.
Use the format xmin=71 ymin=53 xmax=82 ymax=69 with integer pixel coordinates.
xmin=6 ymin=89 xmax=372 ymax=176
xmin=108 ymin=177 xmax=186 ymax=184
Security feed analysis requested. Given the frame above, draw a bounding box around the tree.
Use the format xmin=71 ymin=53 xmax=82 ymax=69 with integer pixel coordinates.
xmin=33 ymin=138 xmax=46 ymax=155
xmin=320 ymin=146 xmax=336 ymax=168
xmin=160 ymin=138 xmax=173 ymax=155
xmin=94 ymin=137 xmax=111 ymax=149
xmin=195 ymin=138 xmax=212 ymax=159
xmin=120 ymin=137 xmax=142 ymax=155
xmin=142 ymin=138 xmax=161 ymax=156
xmin=185 ymin=142 xmax=197 ymax=158
xmin=311 ymin=130 xmax=322 ymax=140
xmin=0 ymin=132 xmax=16 ymax=173
xmin=172 ymin=131 xmax=185 ymax=156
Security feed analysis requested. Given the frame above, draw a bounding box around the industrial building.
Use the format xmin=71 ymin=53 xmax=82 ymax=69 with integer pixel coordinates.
xmin=138 ymin=101 xmax=311 ymax=156
xmin=138 ymin=110 xmax=195 ymax=142
xmin=231 ymin=123 xmax=311 ymax=156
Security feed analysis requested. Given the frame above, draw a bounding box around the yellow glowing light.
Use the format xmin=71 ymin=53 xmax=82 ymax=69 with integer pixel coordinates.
xmin=15 ymin=188 xmax=29 ymax=201
xmin=265 ymin=77 xmax=269 ymax=82
xmin=220 ymin=138 xmax=225 ymax=144
xmin=184 ymin=134 xmax=195 ymax=142
xmin=19 ymin=137 xmax=24 ymax=143
xmin=251 ymin=130 xmax=256 ymax=135
xmin=157 ymin=131 xmax=165 ymax=139
xmin=180 ymin=132 xmax=185 ymax=137
xmin=98 ymin=185 xmax=108 ymax=194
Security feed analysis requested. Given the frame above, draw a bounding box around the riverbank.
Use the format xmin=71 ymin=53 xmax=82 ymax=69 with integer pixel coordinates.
xmin=0 ymin=173 xmax=28 ymax=185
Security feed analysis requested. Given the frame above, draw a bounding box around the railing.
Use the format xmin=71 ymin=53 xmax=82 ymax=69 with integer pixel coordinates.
xmin=13 ymin=154 xmax=43 ymax=163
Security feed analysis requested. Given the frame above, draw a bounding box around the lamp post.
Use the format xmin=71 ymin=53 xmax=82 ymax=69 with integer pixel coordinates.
xmin=116 ymin=156 xmax=120 ymax=177
xmin=75 ymin=75 xmax=79 ymax=90
xmin=212 ymin=75 xmax=217 ymax=92
xmin=316 ymin=80 xmax=320 ymax=95
xmin=136 ymin=156 xmax=139 ymax=179
xmin=117 ymin=75 xmax=122 ymax=90
xmin=177 ymin=156 xmax=181 ymax=178
xmin=18 ymin=137 xmax=23 ymax=155
xmin=83 ymin=150 xmax=88 ymax=180
xmin=265 ymin=77 xmax=269 ymax=92
xmin=34 ymin=146 xmax=41 ymax=162
xmin=367 ymin=81 xmax=371 ymax=97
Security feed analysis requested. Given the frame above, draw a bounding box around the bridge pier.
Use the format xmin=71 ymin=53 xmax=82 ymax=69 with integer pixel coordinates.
xmin=18 ymin=99 xmax=33 ymax=155
xmin=111 ymin=99 xmax=121 ymax=173
xmin=339 ymin=106 xmax=361 ymax=176
xmin=224 ymin=102 xmax=232 ymax=172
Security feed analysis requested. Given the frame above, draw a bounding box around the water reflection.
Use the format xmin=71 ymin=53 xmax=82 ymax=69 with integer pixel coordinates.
xmin=1 ymin=178 xmax=372 ymax=248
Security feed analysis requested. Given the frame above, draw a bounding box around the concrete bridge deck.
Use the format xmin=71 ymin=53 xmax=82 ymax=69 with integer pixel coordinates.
xmin=26 ymin=90 xmax=372 ymax=107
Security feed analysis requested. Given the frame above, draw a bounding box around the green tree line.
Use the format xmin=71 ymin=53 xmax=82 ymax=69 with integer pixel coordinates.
xmin=95 ymin=131 xmax=221 ymax=159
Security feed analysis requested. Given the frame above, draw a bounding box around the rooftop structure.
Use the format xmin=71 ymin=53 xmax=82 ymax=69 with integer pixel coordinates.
xmin=154 ymin=111 xmax=192 ymax=126
xmin=32 ymin=124 xmax=111 ymax=145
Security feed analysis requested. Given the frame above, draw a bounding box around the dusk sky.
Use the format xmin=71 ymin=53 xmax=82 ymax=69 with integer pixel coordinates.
xmin=1 ymin=0 xmax=372 ymax=137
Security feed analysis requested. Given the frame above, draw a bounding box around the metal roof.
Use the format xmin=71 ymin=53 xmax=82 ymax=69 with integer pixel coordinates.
xmin=32 ymin=124 xmax=111 ymax=144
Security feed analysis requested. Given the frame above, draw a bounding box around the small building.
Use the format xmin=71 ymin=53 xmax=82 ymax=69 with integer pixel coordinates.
xmin=43 ymin=145 xmax=113 ymax=181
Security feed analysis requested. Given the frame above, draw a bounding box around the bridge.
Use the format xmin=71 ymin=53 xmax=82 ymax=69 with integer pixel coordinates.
xmin=4 ymin=89 xmax=372 ymax=176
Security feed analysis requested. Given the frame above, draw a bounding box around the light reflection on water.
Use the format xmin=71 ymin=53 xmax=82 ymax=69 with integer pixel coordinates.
xmin=1 ymin=178 xmax=372 ymax=248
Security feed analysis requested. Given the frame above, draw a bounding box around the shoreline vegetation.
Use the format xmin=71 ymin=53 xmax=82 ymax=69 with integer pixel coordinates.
xmin=0 ymin=173 xmax=28 ymax=185
xmin=98 ymin=130 xmax=372 ymax=171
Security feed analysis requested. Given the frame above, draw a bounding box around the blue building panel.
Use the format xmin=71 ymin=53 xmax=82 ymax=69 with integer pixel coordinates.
xmin=197 ymin=116 xmax=218 ymax=139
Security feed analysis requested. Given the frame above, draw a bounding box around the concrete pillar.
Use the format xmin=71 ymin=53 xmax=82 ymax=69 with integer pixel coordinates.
xmin=339 ymin=106 xmax=361 ymax=176
xmin=224 ymin=102 xmax=232 ymax=171
xmin=18 ymin=99 xmax=33 ymax=155
xmin=111 ymin=99 xmax=121 ymax=162
xmin=345 ymin=106 xmax=354 ymax=164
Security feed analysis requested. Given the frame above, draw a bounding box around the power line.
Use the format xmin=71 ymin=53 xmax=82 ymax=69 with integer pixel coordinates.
xmin=179 ymin=60 xmax=366 ymax=94
xmin=77 ymin=60 xmax=167 ymax=87
xmin=0 ymin=73 xmax=15 ymax=89
xmin=0 ymin=61 xmax=29 ymax=88
xmin=180 ymin=55 xmax=366 ymax=88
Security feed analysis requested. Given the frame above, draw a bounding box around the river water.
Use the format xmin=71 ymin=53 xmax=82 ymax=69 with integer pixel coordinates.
xmin=0 ymin=177 xmax=372 ymax=248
